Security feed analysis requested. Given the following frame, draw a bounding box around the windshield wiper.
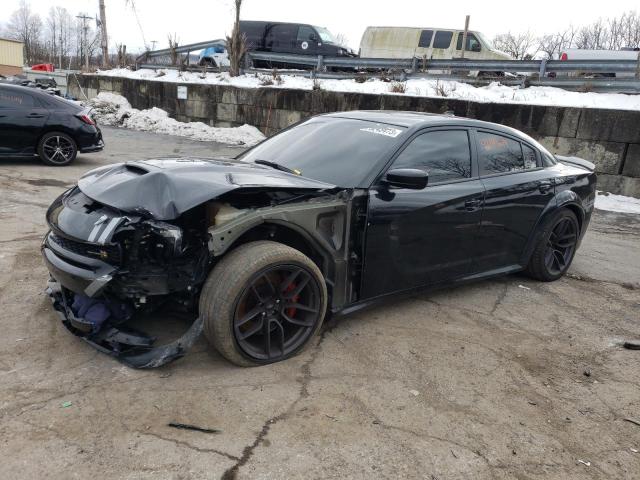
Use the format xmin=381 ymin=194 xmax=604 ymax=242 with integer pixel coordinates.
xmin=253 ymin=159 xmax=299 ymax=175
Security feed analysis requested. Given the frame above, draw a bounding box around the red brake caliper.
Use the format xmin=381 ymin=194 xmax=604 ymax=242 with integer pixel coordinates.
xmin=284 ymin=282 xmax=299 ymax=318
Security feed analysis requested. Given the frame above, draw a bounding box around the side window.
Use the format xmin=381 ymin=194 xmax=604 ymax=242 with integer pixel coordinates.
xmin=297 ymin=25 xmax=316 ymax=43
xmin=392 ymin=130 xmax=472 ymax=183
xmin=432 ymin=31 xmax=453 ymax=49
xmin=522 ymin=144 xmax=539 ymax=169
xmin=456 ymin=33 xmax=481 ymax=51
xmin=477 ymin=132 xmax=524 ymax=175
xmin=418 ymin=30 xmax=433 ymax=48
xmin=0 ymin=90 xmax=34 ymax=108
xmin=266 ymin=24 xmax=297 ymax=47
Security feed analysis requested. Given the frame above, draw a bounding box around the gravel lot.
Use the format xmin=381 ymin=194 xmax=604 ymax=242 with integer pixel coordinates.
xmin=1 ymin=126 xmax=639 ymax=480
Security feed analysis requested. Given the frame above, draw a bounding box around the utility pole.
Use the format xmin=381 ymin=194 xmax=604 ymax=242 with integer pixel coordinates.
xmin=150 ymin=40 xmax=158 ymax=51
xmin=77 ymin=14 xmax=92 ymax=70
xmin=99 ymin=0 xmax=109 ymax=67
xmin=460 ymin=15 xmax=470 ymax=59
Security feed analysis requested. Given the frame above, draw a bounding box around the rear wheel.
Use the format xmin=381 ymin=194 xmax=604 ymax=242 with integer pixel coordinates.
xmin=38 ymin=131 xmax=77 ymax=166
xmin=526 ymin=209 xmax=580 ymax=281
xmin=199 ymin=241 xmax=327 ymax=366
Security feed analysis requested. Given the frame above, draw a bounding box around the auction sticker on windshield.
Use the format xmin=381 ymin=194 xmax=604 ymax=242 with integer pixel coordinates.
xmin=360 ymin=127 xmax=403 ymax=138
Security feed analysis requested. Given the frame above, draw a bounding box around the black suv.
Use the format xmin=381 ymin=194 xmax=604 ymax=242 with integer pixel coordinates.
xmin=241 ymin=20 xmax=356 ymax=68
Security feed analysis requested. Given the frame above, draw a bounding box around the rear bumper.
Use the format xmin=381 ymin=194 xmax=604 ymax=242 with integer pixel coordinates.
xmin=78 ymin=128 xmax=104 ymax=153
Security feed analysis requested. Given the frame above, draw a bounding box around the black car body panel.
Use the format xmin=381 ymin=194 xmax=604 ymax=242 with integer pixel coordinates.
xmin=41 ymin=111 xmax=597 ymax=367
xmin=0 ymin=83 xmax=103 ymax=157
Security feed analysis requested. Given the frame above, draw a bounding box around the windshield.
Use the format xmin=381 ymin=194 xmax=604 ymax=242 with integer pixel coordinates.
xmin=239 ymin=118 xmax=406 ymax=187
xmin=475 ymin=32 xmax=493 ymax=50
xmin=315 ymin=27 xmax=336 ymax=44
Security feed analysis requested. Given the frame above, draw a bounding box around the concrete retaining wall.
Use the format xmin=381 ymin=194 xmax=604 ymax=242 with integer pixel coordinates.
xmin=71 ymin=75 xmax=640 ymax=197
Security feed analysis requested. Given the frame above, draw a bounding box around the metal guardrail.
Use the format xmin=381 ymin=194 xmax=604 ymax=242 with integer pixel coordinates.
xmin=136 ymin=39 xmax=226 ymax=63
xmin=135 ymin=47 xmax=640 ymax=92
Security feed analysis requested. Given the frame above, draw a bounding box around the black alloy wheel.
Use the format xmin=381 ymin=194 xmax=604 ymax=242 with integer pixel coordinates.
xmin=233 ymin=264 xmax=322 ymax=361
xmin=544 ymin=217 xmax=578 ymax=276
xmin=38 ymin=132 xmax=77 ymax=166
xmin=526 ymin=209 xmax=580 ymax=281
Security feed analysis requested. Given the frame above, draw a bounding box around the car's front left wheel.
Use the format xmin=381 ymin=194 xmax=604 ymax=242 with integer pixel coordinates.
xmin=199 ymin=241 xmax=328 ymax=366
xmin=38 ymin=132 xmax=78 ymax=166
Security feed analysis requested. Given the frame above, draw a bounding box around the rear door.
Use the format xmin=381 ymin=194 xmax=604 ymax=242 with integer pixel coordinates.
xmin=431 ymin=30 xmax=454 ymax=59
xmin=265 ymin=23 xmax=297 ymax=53
xmin=362 ymin=128 xmax=485 ymax=299
xmin=472 ymin=130 xmax=556 ymax=272
xmin=0 ymin=88 xmax=50 ymax=155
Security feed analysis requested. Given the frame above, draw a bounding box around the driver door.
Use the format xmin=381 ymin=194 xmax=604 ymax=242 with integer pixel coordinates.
xmin=296 ymin=25 xmax=319 ymax=55
xmin=361 ymin=128 xmax=485 ymax=299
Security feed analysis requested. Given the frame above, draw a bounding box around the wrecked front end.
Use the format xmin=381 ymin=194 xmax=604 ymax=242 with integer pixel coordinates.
xmin=42 ymin=186 xmax=210 ymax=367
xmin=42 ymin=158 xmax=355 ymax=368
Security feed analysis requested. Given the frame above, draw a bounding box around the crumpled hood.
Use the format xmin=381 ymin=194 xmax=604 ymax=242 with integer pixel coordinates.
xmin=78 ymin=157 xmax=335 ymax=220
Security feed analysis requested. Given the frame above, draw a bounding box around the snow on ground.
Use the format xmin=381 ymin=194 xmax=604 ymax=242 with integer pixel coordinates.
xmin=595 ymin=191 xmax=640 ymax=214
xmin=86 ymin=92 xmax=264 ymax=146
xmin=96 ymin=68 xmax=640 ymax=111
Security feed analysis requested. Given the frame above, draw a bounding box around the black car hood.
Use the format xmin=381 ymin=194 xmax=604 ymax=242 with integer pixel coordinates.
xmin=77 ymin=158 xmax=335 ymax=220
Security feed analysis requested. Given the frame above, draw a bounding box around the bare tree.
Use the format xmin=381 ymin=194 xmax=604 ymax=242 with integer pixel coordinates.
xmin=493 ymin=31 xmax=538 ymax=59
xmin=226 ymin=0 xmax=246 ymax=77
xmin=6 ymin=0 xmax=43 ymax=64
xmin=168 ymin=33 xmax=179 ymax=65
xmin=538 ymin=27 xmax=577 ymax=59
xmin=45 ymin=7 xmax=74 ymax=68
xmin=334 ymin=32 xmax=350 ymax=47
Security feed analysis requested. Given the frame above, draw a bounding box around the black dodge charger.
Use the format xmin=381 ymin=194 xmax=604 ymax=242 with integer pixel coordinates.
xmin=42 ymin=111 xmax=596 ymax=368
xmin=0 ymin=83 xmax=103 ymax=165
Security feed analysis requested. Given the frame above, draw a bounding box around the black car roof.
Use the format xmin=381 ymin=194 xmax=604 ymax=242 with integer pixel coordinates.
xmin=322 ymin=110 xmax=530 ymax=138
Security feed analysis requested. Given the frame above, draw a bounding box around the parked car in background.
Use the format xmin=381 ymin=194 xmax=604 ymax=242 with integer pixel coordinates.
xmin=559 ymin=48 xmax=640 ymax=78
xmin=0 ymin=84 xmax=103 ymax=165
xmin=42 ymin=111 xmax=595 ymax=369
xmin=359 ymin=26 xmax=512 ymax=75
xmin=241 ymin=20 xmax=356 ymax=68
xmin=198 ymin=40 xmax=230 ymax=67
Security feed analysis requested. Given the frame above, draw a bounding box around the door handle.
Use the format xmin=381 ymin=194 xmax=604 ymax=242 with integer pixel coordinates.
xmin=465 ymin=199 xmax=482 ymax=211
xmin=26 ymin=113 xmax=45 ymax=118
xmin=538 ymin=181 xmax=553 ymax=193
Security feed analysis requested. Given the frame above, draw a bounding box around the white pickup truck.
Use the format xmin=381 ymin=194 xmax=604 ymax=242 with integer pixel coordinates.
xmin=559 ymin=48 xmax=640 ymax=78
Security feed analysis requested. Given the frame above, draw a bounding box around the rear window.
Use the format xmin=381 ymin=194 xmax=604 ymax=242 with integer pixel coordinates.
xmin=433 ymin=31 xmax=453 ymax=49
xmin=418 ymin=30 xmax=433 ymax=48
xmin=477 ymin=132 xmax=541 ymax=175
xmin=239 ymin=118 xmax=406 ymax=187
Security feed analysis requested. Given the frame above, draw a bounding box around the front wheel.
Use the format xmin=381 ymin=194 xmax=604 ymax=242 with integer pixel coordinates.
xmin=199 ymin=241 xmax=327 ymax=366
xmin=38 ymin=132 xmax=77 ymax=166
xmin=526 ymin=209 xmax=580 ymax=281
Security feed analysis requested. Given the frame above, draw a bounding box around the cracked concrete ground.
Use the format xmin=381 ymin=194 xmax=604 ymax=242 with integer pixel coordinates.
xmin=0 ymin=126 xmax=639 ymax=480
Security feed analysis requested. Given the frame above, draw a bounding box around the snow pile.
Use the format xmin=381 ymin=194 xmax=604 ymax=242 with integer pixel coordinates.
xmin=86 ymin=92 xmax=265 ymax=146
xmin=595 ymin=191 xmax=640 ymax=214
xmin=95 ymin=68 xmax=640 ymax=111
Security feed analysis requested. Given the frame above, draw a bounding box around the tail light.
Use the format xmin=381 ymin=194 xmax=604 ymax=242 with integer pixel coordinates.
xmin=560 ymin=52 xmax=568 ymax=61
xmin=77 ymin=113 xmax=95 ymax=125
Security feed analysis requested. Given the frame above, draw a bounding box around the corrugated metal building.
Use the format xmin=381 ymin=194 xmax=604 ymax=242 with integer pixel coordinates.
xmin=0 ymin=38 xmax=24 ymax=76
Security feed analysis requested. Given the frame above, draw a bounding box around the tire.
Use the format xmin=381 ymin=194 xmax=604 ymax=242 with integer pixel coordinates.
xmin=37 ymin=131 xmax=77 ymax=166
xmin=199 ymin=58 xmax=216 ymax=68
xmin=525 ymin=209 xmax=580 ymax=282
xmin=199 ymin=241 xmax=327 ymax=367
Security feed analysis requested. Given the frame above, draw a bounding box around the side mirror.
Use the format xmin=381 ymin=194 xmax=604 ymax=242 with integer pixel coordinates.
xmin=384 ymin=168 xmax=429 ymax=189
xmin=309 ymin=33 xmax=318 ymax=42
xmin=471 ymin=43 xmax=481 ymax=52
